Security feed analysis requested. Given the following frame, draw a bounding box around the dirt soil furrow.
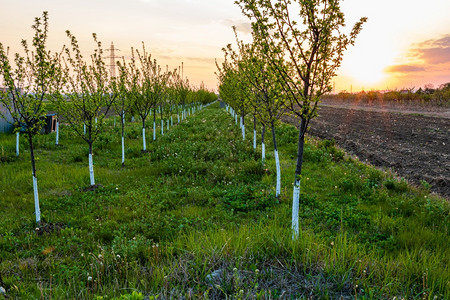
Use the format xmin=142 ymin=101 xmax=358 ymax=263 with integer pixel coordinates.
xmin=283 ymin=105 xmax=450 ymax=198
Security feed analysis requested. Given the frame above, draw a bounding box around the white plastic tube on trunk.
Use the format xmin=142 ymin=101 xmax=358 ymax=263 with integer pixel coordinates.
xmin=292 ymin=179 xmax=301 ymax=239
xmin=161 ymin=120 xmax=164 ymax=135
xmin=242 ymin=124 xmax=245 ymax=140
xmin=153 ymin=121 xmax=156 ymax=140
xmin=121 ymin=136 xmax=125 ymax=165
xmin=262 ymin=142 xmax=265 ymax=161
xmin=55 ymin=120 xmax=59 ymax=145
xmin=240 ymin=116 xmax=243 ymax=129
xmin=275 ymin=149 xmax=281 ymax=197
xmin=33 ymin=175 xmax=41 ymax=223
xmin=253 ymin=129 xmax=256 ymax=149
xmin=171 ymin=116 xmax=173 ymax=126
xmin=83 ymin=124 xmax=86 ymax=135
xmin=177 ymin=114 xmax=180 ymax=123
xmin=235 ymin=115 xmax=237 ymax=124
xmin=142 ymin=128 xmax=147 ymax=151
xmin=16 ymin=132 xmax=19 ymax=156
xmin=167 ymin=119 xmax=169 ymax=131
xmin=89 ymin=153 xmax=95 ymax=186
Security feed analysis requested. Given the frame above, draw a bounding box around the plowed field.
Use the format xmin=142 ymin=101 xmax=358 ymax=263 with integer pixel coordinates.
xmin=284 ymin=105 xmax=450 ymax=198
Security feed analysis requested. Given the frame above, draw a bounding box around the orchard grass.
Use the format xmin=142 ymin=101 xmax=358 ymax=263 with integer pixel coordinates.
xmin=0 ymin=103 xmax=448 ymax=299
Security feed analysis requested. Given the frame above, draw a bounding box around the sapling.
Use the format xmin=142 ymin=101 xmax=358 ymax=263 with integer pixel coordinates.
xmin=57 ymin=31 xmax=117 ymax=186
xmin=0 ymin=11 xmax=59 ymax=223
xmin=113 ymin=57 xmax=131 ymax=166
xmin=237 ymin=0 xmax=366 ymax=238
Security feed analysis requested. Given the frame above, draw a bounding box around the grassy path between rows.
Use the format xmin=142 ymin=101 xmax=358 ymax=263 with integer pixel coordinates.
xmin=0 ymin=102 xmax=448 ymax=299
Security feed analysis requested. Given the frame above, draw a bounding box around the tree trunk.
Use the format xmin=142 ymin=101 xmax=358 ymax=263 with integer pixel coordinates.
xmin=160 ymin=107 xmax=164 ymax=136
xmin=271 ymin=121 xmax=281 ymax=198
xmin=153 ymin=108 xmax=156 ymax=141
xmin=27 ymin=131 xmax=40 ymax=223
xmin=142 ymin=118 xmax=146 ymax=151
xmin=88 ymin=141 xmax=95 ymax=186
xmin=253 ymin=115 xmax=257 ymax=150
xmin=241 ymin=110 xmax=245 ymax=140
xmin=16 ymin=131 xmax=20 ymax=157
xmin=261 ymin=124 xmax=266 ymax=162
xmin=55 ymin=120 xmax=59 ymax=145
xmin=121 ymin=113 xmax=125 ymax=166
xmin=292 ymin=117 xmax=308 ymax=239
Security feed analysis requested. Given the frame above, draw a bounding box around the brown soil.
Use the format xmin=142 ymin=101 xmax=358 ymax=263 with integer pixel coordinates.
xmin=283 ymin=105 xmax=450 ymax=198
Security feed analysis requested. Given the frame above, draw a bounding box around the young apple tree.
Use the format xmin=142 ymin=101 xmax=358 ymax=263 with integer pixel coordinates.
xmin=237 ymin=0 xmax=366 ymax=238
xmin=57 ymin=31 xmax=117 ymax=187
xmin=112 ymin=57 xmax=131 ymax=166
xmin=0 ymin=11 xmax=59 ymax=223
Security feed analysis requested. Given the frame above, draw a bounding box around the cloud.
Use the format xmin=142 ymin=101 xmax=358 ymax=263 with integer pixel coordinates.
xmin=385 ymin=64 xmax=425 ymax=73
xmin=412 ymin=35 xmax=450 ymax=64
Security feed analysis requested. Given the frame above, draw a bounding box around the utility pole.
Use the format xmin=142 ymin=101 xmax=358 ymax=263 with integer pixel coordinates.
xmin=106 ymin=42 xmax=120 ymax=78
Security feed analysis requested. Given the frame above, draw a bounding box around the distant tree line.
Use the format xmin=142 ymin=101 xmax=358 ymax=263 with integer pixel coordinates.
xmin=326 ymin=83 xmax=450 ymax=107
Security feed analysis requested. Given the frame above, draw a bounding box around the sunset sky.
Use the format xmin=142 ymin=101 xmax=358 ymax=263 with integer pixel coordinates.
xmin=1 ymin=0 xmax=450 ymax=92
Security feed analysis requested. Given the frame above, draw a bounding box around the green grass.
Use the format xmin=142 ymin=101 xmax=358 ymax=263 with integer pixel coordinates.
xmin=0 ymin=103 xmax=448 ymax=299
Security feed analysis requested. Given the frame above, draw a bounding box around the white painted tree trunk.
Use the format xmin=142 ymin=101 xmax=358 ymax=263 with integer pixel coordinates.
xmin=240 ymin=116 xmax=243 ymax=129
xmin=242 ymin=124 xmax=245 ymax=140
xmin=89 ymin=153 xmax=95 ymax=186
xmin=142 ymin=128 xmax=147 ymax=151
xmin=33 ymin=175 xmax=41 ymax=223
xmin=274 ymin=149 xmax=281 ymax=197
xmin=253 ymin=129 xmax=256 ymax=149
xmin=55 ymin=120 xmax=59 ymax=145
xmin=235 ymin=115 xmax=237 ymax=124
xmin=177 ymin=114 xmax=180 ymax=123
xmin=171 ymin=116 xmax=173 ymax=126
xmin=167 ymin=119 xmax=169 ymax=131
xmin=83 ymin=124 xmax=86 ymax=135
xmin=16 ymin=132 xmax=19 ymax=156
xmin=161 ymin=120 xmax=164 ymax=135
xmin=262 ymin=142 xmax=265 ymax=161
xmin=153 ymin=121 xmax=156 ymax=140
xmin=121 ymin=136 xmax=125 ymax=165
xmin=292 ymin=178 xmax=301 ymax=239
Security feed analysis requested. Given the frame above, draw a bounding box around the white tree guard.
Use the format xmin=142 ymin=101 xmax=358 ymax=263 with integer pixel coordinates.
xmin=142 ymin=128 xmax=147 ymax=151
xmin=262 ymin=142 xmax=265 ymax=161
xmin=253 ymin=129 xmax=256 ymax=149
xmin=55 ymin=120 xmax=59 ymax=145
xmin=83 ymin=124 xmax=86 ymax=135
xmin=153 ymin=122 xmax=156 ymax=140
xmin=161 ymin=120 xmax=164 ymax=135
xmin=171 ymin=116 xmax=173 ymax=126
xmin=89 ymin=153 xmax=95 ymax=186
xmin=16 ymin=132 xmax=19 ymax=156
xmin=292 ymin=179 xmax=301 ymax=239
xmin=33 ymin=175 xmax=41 ymax=223
xmin=275 ymin=149 xmax=281 ymax=197
xmin=177 ymin=114 xmax=180 ymax=123
xmin=121 ymin=136 xmax=125 ymax=165
xmin=242 ymin=124 xmax=245 ymax=140
xmin=167 ymin=119 xmax=169 ymax=131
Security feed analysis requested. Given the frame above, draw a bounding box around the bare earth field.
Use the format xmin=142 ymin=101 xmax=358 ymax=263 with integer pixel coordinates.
xmin=283 ymin=103 xmax=450 ymax=198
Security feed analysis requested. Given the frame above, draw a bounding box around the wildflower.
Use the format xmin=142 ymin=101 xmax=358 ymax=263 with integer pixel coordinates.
xmin=87 ymin=276 xmax=93 ymax=282
xmin=330 ymin=241 xmax=334 ymax=246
